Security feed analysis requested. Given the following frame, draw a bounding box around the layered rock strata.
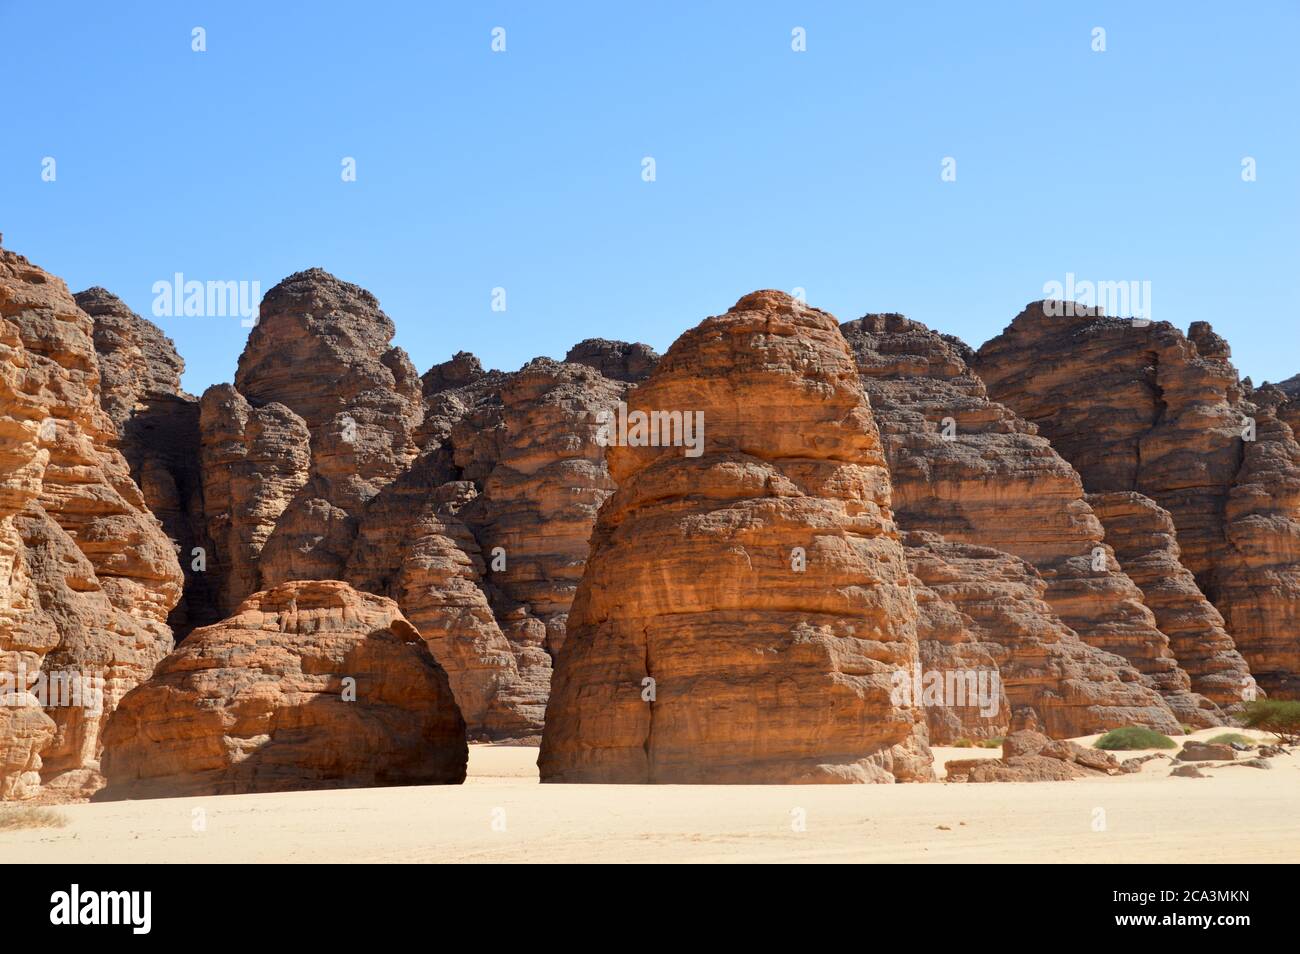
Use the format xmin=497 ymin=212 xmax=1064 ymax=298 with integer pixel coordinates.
xmin=0 ymin=247 xmax=182 ymax=800
xmin=78 ymin=287 xmax=217 ymax=635
xmin=1084 ymin=491 xmax=1253 ymax=709
xmin=98 ymin=580 xmax=466 ymax=798
xmin=234 ymin=268 xmax=424 ymax=588
xmin=564 ymin=338 xmax=659 ymax=383
xmin=195 ymin=268 xmax=657 ymax=738
xmin=907 ymin=532 xmax=1185 ymax=741
xmin=840 ymin=313 xmax=1196 ymax=729
xmin=541 ymin=291 xmax=934 ymax=783
xmin=450 ymin=358 xmax=631 ymax=660
xmin=976 ymin=304 xmax=1299 ymax=698
xmin=199 ymin=384 xmax=311 ymax=618
xmin=345 ymin=469 xmax=547 ymax=740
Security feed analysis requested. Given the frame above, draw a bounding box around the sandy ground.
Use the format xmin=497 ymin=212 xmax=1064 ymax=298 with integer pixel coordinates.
xmin=6 ymin=728 xmax=1296 ymax=863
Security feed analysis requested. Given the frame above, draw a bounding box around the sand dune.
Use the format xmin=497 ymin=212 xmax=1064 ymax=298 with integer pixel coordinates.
xmin=6 ymin=729 xmax=1296 ymax=863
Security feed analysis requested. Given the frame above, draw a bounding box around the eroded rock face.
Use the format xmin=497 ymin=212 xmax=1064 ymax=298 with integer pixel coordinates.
xmin=451 ymin=358 xmax=631 ymax=660
xmin=1272 ymin=373 xmax=1300 ymax=400
xmin=946 ymin=728 xmax=1121 ymax=782
xmin=907 ymin=532 xmax=1182 ymax=742
xmin=422 ymin=350 xmax=488 ymax=395
xmin=199 ymin=384 xmax=311 ymax=617
xmin=1085 ymin=491 xmax=1253 ymax=710
xmin=0 ymin=248 xmax=182 ymax=800
xmin=98 ymin=580 xmax=466 ymax=799
xmin=233 ymin=268 xmax=424 ymax=587
xmin=79 ymin=287 xmax=217 ymax=635
xmin=541 ymin=291 xmax=934 ymax=784
xmin=345 ymin=467 xmax=547 ymax=740
xmin=976 ymin=304 xmax=1299 ymax=698
xmin=0 ymin=509 xmax=57 ymax=800
xmin=198 ymin=267 xmax=423 ymax=603
xmin=371 ymin=356 xmax=634 ymax=737
xmin=194 ymin=272 xmax=652 ymax=740
xmin=564 ymin=338 xmax=660 ymax=383
xmin=78 ymin=287 xmax=186 ymax=427
xmin=840 ymin=314 xmax=1195 ymax=730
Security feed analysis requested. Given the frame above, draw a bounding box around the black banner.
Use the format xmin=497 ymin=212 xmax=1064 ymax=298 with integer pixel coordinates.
xmin=5 ymin=864 xmax=1274 ymax=938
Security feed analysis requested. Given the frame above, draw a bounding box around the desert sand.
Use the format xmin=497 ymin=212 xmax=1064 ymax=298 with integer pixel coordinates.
xmin=5 ymin=728 xmax=1295 ymax=863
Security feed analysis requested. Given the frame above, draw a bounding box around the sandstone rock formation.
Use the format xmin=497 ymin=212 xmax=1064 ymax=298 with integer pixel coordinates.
xmin=193 ymin=267 xmax=656 ymax=739
xmin=450 ymin=358 xmax=631 ymax=660
xmin=345 ymin=470 xmax=547 ymax=740
xmin=80 ymin=287 xmax=186 ymax=428
xmin=234 ymin=268 xmax=424 ymax=587
xmin=945 ymin=728 xmax=1120 ymax=782
xmin=199 ymin=384 xmax=311 ymax=617
xmin=1085 ymin=491 xmax=1253 ymax=710
xmin=840 ymin=313 xmax=1196 ymax=730
xmin=1271 ymin=373 xmax=1300 ymax=400
xmin=98 ymin=580 xmax=466 ymax=798
xmin=79 ymin=287 xmax=217 ymax=635
xmin=541 ymin=291 xmax=934 ymax=783
xmin=906 ymin=531 xmax=1186 ymax=742
xmin=0 ymin=247 xmax=182 ymax=800
xmin=976 ymin=304 xmax=1299 ymax=698
xmin=422 ymin=350 xmax=492 ymax=395
xmin=11 ymin=237 xmax=1290 ymax=797
xmin=1175 ymin=741 xmax=1235 ymax=762
xmin=564 ymin=338 xmax=659 ymax=383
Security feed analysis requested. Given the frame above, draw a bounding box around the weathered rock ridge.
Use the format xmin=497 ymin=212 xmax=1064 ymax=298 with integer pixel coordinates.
xmin=5 ymin=239 xmax=1287 ymax=796
xmin=1270 ymin=372 xmax=1300 ymax=400
xmin=235 ymin=268 xmax=424 ymax=588
xmin=840 ymin=313 xmax=1196 ymax=731
xmin=564 ymin=338 xmax=659 ymax=383
xmin=0 ymin=248 xmax=182 ymax=800
xmin=541 ymin=291 xmax=935 ymax=783
xmin=98 ymin=580 xmax=466 ymax=798
xmin=195 ymin=267 xmax=658 ymax=740
xmin=1084 ymin=491 xmax=1253 ymax=709
xmin=976 ymin=303 xmax=1298 ymax=698
xmin=906 ymin=532 xmax=1184 ymax=742
xmin=79 ymin=287 xmax=217 ymax=636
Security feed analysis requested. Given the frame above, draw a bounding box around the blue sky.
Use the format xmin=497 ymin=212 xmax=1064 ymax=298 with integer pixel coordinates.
xmin=2 ymin=1 xmax=1296 ymax=394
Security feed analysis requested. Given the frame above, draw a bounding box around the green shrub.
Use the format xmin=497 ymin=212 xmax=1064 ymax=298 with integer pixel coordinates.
xmin=1094 ymin=726 xmax=1178 ymax=751
xmin=1206 ymin=732 xmax=1255 ymax=747
xmin=976 ymin=737 xmax=1004 ymax=749
xmin=1240 ymin=700 xmax=1300 ymax=745
xmin=952 ymin=738 xmax=973 ymax=748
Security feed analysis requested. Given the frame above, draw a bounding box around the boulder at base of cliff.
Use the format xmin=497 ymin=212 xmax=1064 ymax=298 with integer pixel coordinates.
xmin=97 ymin=580 xmax=466 ymax=798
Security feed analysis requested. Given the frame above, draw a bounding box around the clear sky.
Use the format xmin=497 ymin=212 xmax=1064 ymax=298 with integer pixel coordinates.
xmin=3 ymin=1 xmax=1296 ymax=395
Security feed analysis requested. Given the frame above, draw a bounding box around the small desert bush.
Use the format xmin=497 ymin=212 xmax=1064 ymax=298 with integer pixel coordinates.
xmin=0 ymin=805 xmax=69 ymax=832
xmin=1240 ymin=700 xmax=1300 ymax=745
xmin=976 ymin=737 xmax=1004 ymax=749
xmin=1094 ymin=726 xmax=1178 ymax=751
xmin=952 ymin=738 xmax=973 ymax=748
xmin=1207 ymin=732 xmax=1255 ymax=747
